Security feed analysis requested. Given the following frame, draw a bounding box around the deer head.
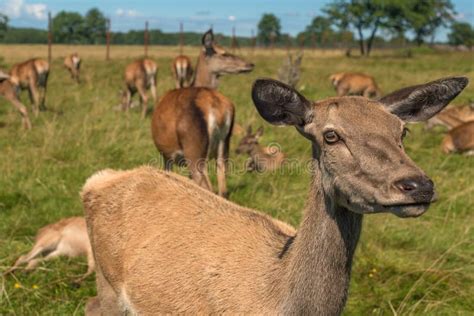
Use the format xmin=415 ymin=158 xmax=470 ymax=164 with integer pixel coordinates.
xmin=235 ymin=126 xmax=264 ymax=155
xmin=252 ymin=77 xmax=468 ymax=218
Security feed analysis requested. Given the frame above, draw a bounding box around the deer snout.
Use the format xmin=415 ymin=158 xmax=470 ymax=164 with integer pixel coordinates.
xmin=393 ymin=176 xmax=435 ymax=203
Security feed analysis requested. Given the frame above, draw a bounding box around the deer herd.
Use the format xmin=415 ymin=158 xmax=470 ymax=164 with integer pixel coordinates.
xmin=1 ymin=29 xmax=472 ymax=315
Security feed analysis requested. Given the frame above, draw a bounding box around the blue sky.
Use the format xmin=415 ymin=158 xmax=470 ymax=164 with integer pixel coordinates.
xmin=1 ymin=0 xmax=473 ymax=41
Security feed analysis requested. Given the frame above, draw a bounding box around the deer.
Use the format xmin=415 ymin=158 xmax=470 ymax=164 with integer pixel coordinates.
xmin=121 ymin=58 xmax=158 ymax=118
xmin=82 ymin=76 xmax=467 ymax=315
xmin=0 ymin=69 xmax=32 ymax=129
xmin=441 ymin=121 xmax=474 ymax=155
xmin=172 ymin=55 xmax=193 ymax=88
xmin=425 ymin=104 xmax=474 ymax=130
xmin=4 ymin=217 xmax=94 ymax=284
xmin=236 ymin=126 xmax=286 ymax=172
xmin=9 ymin=58 xmax=49 ymax=116
xmin=64 ymin=53 xmax=81 ymax=84
xmin=329 ymin=72 xmax=381 ymax=98
xmin=151 ymin=29 xmax=254 ymax=197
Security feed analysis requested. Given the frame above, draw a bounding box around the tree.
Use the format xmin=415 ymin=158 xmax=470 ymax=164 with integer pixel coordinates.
xmin=298 ymin=16 xmax=335 ymax=46
xmin=0 ymin=13 xmax=8 ymax=40
xmin=52 ymin=11 xmax=85 ymax=44
xmin=448 ymin=22 xmax=474 ymax=49
xmin=84 ymin=8 xmax=107 ymax=44
xmin=257 ymin=13 xmax=281 ymax=46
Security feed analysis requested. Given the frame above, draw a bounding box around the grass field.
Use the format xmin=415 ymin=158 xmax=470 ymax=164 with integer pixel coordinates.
xmin=0 ymin=45 xmax=473 ymax=315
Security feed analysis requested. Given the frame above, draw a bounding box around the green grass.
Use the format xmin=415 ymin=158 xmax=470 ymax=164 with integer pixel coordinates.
xmin=0 ymin=47 xmax=473 ymax=315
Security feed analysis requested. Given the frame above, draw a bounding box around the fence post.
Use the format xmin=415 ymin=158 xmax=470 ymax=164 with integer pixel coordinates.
xmin=179 ymin=22 xmax=183 ymax=55
xmin=251 ymin=29 xmax=256 ymax=55
xmin=144 ymin=21 xmax=149 ymax=57
xmin=106 ymin=18 xmax=111 ymax=61
xmin=231 ymin=26 xmax=237 ymax=53
xmin=47 ymin=12 xmax=52 ymax=64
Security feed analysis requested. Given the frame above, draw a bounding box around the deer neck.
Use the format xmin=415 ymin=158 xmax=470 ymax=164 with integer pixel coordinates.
xmin=280 ymin=145 xmax=363 ymax=315
xmin=193 ymin=52 xmax=219 ymax=89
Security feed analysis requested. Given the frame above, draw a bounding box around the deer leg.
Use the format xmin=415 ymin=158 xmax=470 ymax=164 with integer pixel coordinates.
xmin=11 ymin=99 xmax=32 ymax=129
xmin=188 ymin=158 xmax=212 ymax=192
xmin=4 ymin=243 xmax=48 ymax=274
xmin=74 ymin=248 xmax=95 ymax=284
xmin=164 ymin=156 xmax=173 ymax=171
xmin=150 ymin=77 xmax=157 ymax=103
xmin=95 ymin=265 xmax=122 ymax=315
xmin=216 ymin=140 xmax=228 ymax=198
xmin=137 ymin=85 xmax=148 ymax=119
xmin=28 ymin=82 xmax=41 ymax=116
xmin=122 ymin=89 xmax=132 ymax=112
xmin=336 ymin=85 xmax=349 ymax=97
xmin=85 ymin=296 xmax=101 ymax=316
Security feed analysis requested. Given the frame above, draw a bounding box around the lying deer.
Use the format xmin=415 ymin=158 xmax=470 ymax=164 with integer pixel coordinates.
xmin=426 ymin=104 xmax=474 ymax=130
xmin=441 ymin=121 xmax=474 ymax=155
xmin=0 ymin=69 xmax=31 ymax=129
xmin=329 ymin=72 xmax=380 ymax=98
xmin=172 ymin=55 xmax=193 ymax=88
xmin=4 ymin=216 xmax=94 ymax=283
xmin=236 ymin=126 xmax=285 ymax=172
xmin=151 ymin=29 xmax=254 ymax=197
xmin=64 ymin=53 xmax=81 ymax=83
xmin=82 ymin=76 xmax=467 ymax=315
xmin=9 ymin=58 xmax=49 ymax=116
xmin=121 ymin=58 xmax=158 ymax=118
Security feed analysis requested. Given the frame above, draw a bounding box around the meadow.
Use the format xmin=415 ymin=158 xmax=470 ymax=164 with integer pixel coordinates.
xmin=0 ymin=44 xmax=473 ymax=315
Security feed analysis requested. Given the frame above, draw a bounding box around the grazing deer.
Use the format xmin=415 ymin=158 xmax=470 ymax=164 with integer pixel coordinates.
xmin=121 ymin=58 xmax=158 ymax=118
xmin=172 ymin=55 xmax=193 ymax=88
xmin=277 ymin=51 xmax=303 ymax=88
xmin=151 ymin=30 xmax=254 ymax=196
xmin=441 ymin=121 xmax=474 ymax=155
xmin=236 ymin=126 xmax=285 ymax=172
xmin=64 ymin=53 xmax=81 ymax=83
xmin=426 ymin=104 xmax=474 ymax=130
xmin=329 ymin=72 xmax=380 ymax=98
xmin=4 ymin=217 xmax=94 ymax=283
xmin=9 ymin=58 xmax=49 ymax=116
xmin=0 ymin=70 xmax=31 ymax=129
xmin=82 ymin=76 xmax=467 ymax=315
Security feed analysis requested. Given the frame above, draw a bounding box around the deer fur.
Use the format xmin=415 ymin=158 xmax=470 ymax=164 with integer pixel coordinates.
xmin=121 ymin=58 xmax=158 ymax=118
xmin=83 ymin=76 xmax=467 ymax=315
xmin=64 ymin=53 xmax=81 ymax=83
xmin=426 ymin=104 xmax=474 ymax=130
xmin=0 ymin=69 xmax=31 ymax=129
xmin=4 ymin=217 xmax=94 ymax=283
xmin=9 ymin=58 xmax=49 ymax=116
xmin=329 ymin=72 xmax=380 ymax=98
xmin=151 ymin=30 xmax=254 ymax=197
xmin=441 ymin=121 xmax=474 ymax=155
xmin=236 ymin=126 xmax=286 ymax=172
xmin=172 ymin=55 xmax=193 ymax=88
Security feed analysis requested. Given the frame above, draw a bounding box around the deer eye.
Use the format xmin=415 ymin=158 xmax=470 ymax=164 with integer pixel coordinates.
xmin=323 ymin=130 xmax=340 ymax=144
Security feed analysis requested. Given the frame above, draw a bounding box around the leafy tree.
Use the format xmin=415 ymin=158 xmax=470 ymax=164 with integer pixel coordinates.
xmin=448 ymin=21 xmax=474 ymax=49
xmin=84 ymin=8 xmax=107 ymax=44
xmin=257 ymin=13 xmax=281 ymax=46
xmin=297 ymin=16 xmax=335 ymax=46
xmin=0 ymin=13 xmax=8 ymax=40
xmin=52 ymin=11 xmax=85 ymax=44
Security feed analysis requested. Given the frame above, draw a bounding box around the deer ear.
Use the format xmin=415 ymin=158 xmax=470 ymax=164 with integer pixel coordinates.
xmin=379 ymin=77 xmax=469 ymax=122
xmin=252 ymin=78 xmax=312 ymax=126
xmin=202 ymin=29 xmax=214 ymax=53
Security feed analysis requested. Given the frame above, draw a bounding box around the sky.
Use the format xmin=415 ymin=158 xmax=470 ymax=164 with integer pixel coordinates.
xmin=1 ymin=0 xmax=473 ymax=41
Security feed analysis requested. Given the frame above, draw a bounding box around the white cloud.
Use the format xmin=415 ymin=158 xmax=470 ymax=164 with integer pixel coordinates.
xmin=115 ymin=8 xmax=140 ymax=18
xmin=1 ymin=0 xmax=47 ymax=20
xmin=228 ymin=15 xmax=236 ymax=22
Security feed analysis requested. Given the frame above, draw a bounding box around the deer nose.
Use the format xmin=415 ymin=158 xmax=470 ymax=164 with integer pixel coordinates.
xmin=394 ymin=177 xmax=434 ymax=198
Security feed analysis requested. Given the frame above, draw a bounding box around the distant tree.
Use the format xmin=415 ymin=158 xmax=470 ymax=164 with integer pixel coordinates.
xmin=298 ymin=16 xmax=335 ymax=46
xmin=0 ymin=13 xmax=8 ymax=40
xmin=257 ymin=13 xmax=281 ymax=46
xmin=52 ymin=11 xmax=85 ymax=44
xmin=448 ymin=22 xmax=474 ymax=49
xmin=84 ymin=8 xmax=107 ymax=44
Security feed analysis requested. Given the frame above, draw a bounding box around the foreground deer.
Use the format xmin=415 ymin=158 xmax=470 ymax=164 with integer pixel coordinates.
xmin=64 ymin=53 xmax=81 ymax=83
xmin=4 ymin=217 xmax=94 ymax=283
xmin=441 ymin=121 xmax=474 ymax=155
xmin=121 ymin=58 xmax=158 ymax=118
xmin=236 ymin=126 xmax=285 ymax=172
xmin=172 ymin=55 xmax=193 ymax=88
xmin=83 ymin=76 xmax=467 ymax=315
xmin=151 ymin=30 xmax=254 ymax=196
xmin=9 ymin=58 xmax=49 ymax=116
xmin=426 ymin=104 xmax=474 ymax=130
xmin=329 ymin=72 xmax=380 ymax=98
xmin=0 ymin=70 xmax=31 ymax=129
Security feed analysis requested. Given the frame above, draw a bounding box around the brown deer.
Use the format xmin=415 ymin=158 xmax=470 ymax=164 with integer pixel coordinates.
xmin=121 ymin=58 xmax=158 ymax=118
xmin=426 ymin=104 xmax=474 ymax=130
xmin=172 ymin=55 xmax=193 ymax=88
xmin=441 ymin=121 xmax=474 ymax=155
xmin=9 ymin=58 xmax=49 ymax=116
xmin=82 ymin=76 xmax=467 ymax=315
xmin=236 ymin=126 xmax=286 ymax=172
xmin=151 ymin=30 xmax=254 ymax=197
xmin=329 ymin=72 xmax=380 ymax=98
xmin=4 ymin=217 xmax=94 ymax=283
xmin=0 ymin=69 xmax=31 ymax=129
xmin=64 ymin=53 xmax=81 ymax=83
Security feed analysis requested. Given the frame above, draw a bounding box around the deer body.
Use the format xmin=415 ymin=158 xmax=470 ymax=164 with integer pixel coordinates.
xmin=64 ymin=53 xmax=81 ymax=83
xmin=0 ymin=70 xmax=31 ymax=129
xmin=441 ymin=121 xmax=474 ymax=154
xmin=84 ymin=76 xmax=467 ymax=315
xmin=330 ymin=72 xmax=380 ymax=98
xmin=151 ymin=30 xmax=253 ymax=196
xmin=122 ymin=58 xmax=158 ymax=118
xmin=10 ymin=58 xmax=49 ymax=116
xmin=172 ymin=55 xmax=193 ymax=88
xmin=426 ymin=104 xmax=474 ymax=130
xmin=5 ymin=217 xmax=94 ymax=282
